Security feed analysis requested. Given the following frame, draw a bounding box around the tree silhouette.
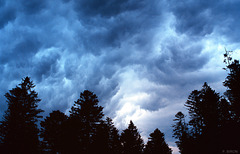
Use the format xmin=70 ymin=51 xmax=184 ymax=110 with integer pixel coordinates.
xmin=144 ymin=128 xmax=172 ymax=154
xmin=223 ymin=55 xmax=240 ymax=121
xmin=91 ymin=120 xmax=110 ymax=154
xmin=40 ymin=110 xmax=68 ymax=153
xmin=60 ymin=115 xmax=84 ymax=153
xmin=121 ymin=120 xmax=144 ymax=154
xmin=92 ymin=117 xmax=122 ymax=154
xmin=105 ymin=117 xmax=122 ymax=154
xmin=0 ymin=77 xmax=43 ymax=153
xmin=184 ymin=83 xmax=221 ymax=153
xmin=218 ymin=98 xmax=231 ymax=126
xmin=172 ymin=112 xmax=191 ymax=154
xmin=222 ymin=50 xmax=240 ymax=151
xmin=173 ymin=75 xmax=240 ymax=153
xmin=69 ymin=90 xmax=104 ymax=153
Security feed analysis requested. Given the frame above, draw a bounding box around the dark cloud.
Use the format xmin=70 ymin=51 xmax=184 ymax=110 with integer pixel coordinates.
xmin=170 ymin=1 xmax=215 ymax=36
xmin=20 ymin=0 xmax=47 ymax=14
xmin=74 ymin=0 xmax=143 ymax=18
xmin=0 ymin=0 xmax=5 ymax=6
xmin=0 ymin=6 xmax=16 ymax=29
xmin=76 ymin=0 xmax=165 ymax=54
xmin=13 ymin=37 xmax=41 ymax=56
xmin=171 ymin=0 xmax=240 ymax=41
xmin=214 ymin=1 xmax=240 ymax=42
xmin=160 ymin=38 xmax=208 ymax=72
xmin=33 ymin=50 xmax=60 ymax=82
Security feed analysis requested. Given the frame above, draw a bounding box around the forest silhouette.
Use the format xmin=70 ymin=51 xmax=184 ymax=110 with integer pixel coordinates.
xmin=0 ymin=51 xmax=239 ymax=154
xmin=172 ymin=51 xmax=240 ymax=154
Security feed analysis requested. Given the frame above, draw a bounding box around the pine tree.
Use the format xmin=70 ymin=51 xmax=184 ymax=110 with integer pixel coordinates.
xmin=172 ymin=112 xmax=190 ymax=154
xmin=223 ymin=51 xmax=240 ymax=121
xmin=144 ymin=128 xmax=172 ymax=154
xmin=185 ymin=83 xmax=221 ymax=153
xmin=222 ymin=50 xmax=240 ymax=151
xmin=89 ymin=117 xmax=122 ymax=154
xmin=69 ymin=90 xmax=104 ymax=153
xmin=106 ymin=117 xmax=122 ymax=154
xmin=121 ymin=120 xmax=144 ymax=154
xmin=218 ymin=98 xmax=231 ymax=126
xmin=0 ymin=77 xmax=43 ymax=153
xmin=185 ymin=83 xmax=220 ymax=136
xmin=91 ymin=120 xmax=110 ymax=154
xmin=40 ymin=110 xmax=68 ymax=153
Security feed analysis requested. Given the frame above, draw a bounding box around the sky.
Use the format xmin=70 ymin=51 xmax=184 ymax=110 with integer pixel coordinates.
xmin=0 ymin=0 xmax=240 ymax=153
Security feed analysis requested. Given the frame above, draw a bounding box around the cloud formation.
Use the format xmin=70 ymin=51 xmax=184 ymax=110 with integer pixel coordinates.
xmin=0 ymin=0 xmax=240 ymax=152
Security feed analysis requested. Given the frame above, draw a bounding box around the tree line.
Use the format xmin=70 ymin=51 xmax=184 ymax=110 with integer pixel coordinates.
xmin=0 ymin=51 xmax=239 ymax=154
xmin=0 ymin=79 xmax=171 ymax=153
xmin=172 ymin=51 xmax=240 ymax=154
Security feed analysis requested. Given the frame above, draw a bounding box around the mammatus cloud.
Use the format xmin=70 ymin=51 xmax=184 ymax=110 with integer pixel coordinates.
xmin=0 ymin=0 xmax=240 ymax=153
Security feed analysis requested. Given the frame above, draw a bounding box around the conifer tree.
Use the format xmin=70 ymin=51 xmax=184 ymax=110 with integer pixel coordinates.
xmin=223 ymin=50 xmax=240 ymax=121
xmin=69 ymin=90 xmax=104 ymax=153
xmin=40 ymin=110 xmax=68 ymax=153
xmin=222 ymin=50 xmax=240 ymax=151
xmin=90 ymin=117 xmax=122 ymax=154
xmin=106 ymin=117 xmax=122 ymax=154
xmin=144 ymin=128 xmax=172 ymax=154
xmin=121 ymin=120 xmax=144 ymax=154
xmin=172 ymin=112 xmax=190 ymax=154
xmin=91 ymin=120 xmax=110 ymax=154
xmin=0 ymin=77 xmax=43 ymax=153
xmin=184 ymin=83 xmax=221 ymax=153
xmin=185 ymin=83 xmax=220 ymax=137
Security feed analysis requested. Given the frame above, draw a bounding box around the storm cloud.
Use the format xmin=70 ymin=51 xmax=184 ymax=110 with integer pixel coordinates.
xmin=0 ymin=0 xmax=240 ymax=153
